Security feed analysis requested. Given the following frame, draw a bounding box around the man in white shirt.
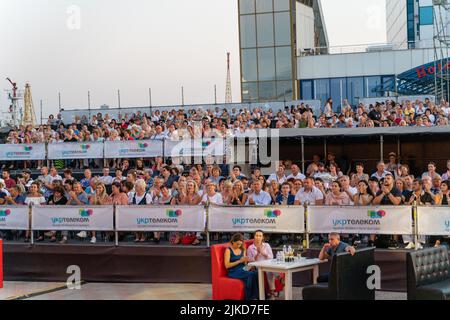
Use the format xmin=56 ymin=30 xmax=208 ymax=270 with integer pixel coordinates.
xmin=313 ymin=162 xmax=333 ymax=188
xmin=98 ymin=167 xmax=113 ymax=185
xmin=246 ymin=181 xmax=272 ymax=205
xmin=294 ymin=177 xmax=324 ymax=205
xmin=287 ymin=164 xmax=306 ymax=181
xmin=370 ymin=162 xmax=391 ymax=181
xmin=266 ymin=164 xmax=287 ymax=185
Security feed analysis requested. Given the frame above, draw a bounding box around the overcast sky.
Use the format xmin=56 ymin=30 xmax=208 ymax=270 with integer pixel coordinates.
xmin=0 ymin=0 xmax=386 ymax=119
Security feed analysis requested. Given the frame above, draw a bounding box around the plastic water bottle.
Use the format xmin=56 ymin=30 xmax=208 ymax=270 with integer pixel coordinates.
xmin=283 ymin=245 xmax=287 ymax=263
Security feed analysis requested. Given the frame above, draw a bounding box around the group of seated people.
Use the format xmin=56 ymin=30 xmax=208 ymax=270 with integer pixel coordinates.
xmin=2 ymin=96 xmax=449 ymax=171
xmin=0 ymin=152 xmax=448 ymax=247
xmin=224 ymin=231 xmax=355 ymax=300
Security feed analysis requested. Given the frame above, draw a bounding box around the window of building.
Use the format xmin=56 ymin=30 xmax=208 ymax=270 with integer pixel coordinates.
xmin=240 ymin=0 xmax=256 ymax=14
xmin=256 ymin=13 xmax=275 ymax=47
xmin=347 ymin=77 xmax=364 ymax=106
xmin=242 ymin=82 xmax=259 ymax=102
xmin=274 ymin=0 xmax=290 ymax=12
xmin=258 ymin=81 xmax=277 ymax=101
xmin=314 ymin=79 xmax=330 ymax=106
xmin=241 ymin=49 xmax=258 ymax=82
xmin=256 ymin=0 xmax=273 ymax=13
xmin=330 ymin=78 xmax=347 ymax=112
xmin=365 ymin=76 xmax=382 ymax=98
xmin=258 ymin=47 xmax=276 ymax=81
xmin=419 ymin=6 xmax=434 ymax=26
xmin=300 ymin=80 xmax=313 ymax=100
xmin=274 ymin=12 xmax=291 ymax=46
xmin=276 ymin=81 xmax=293 ymax=100
xmin=275 ymin=46 xmax=292 ymax=80
xmin=240 ymin=15 xmax=256 ymax=48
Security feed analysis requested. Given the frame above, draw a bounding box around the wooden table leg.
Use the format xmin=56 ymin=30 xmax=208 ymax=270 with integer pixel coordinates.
xmin=313 ymin=265 xmax=319 ymax=284
xmin=284 ymin=271 xmax=292 ymax=300
xmin=258 ymin=268 xmax=265 ymax=300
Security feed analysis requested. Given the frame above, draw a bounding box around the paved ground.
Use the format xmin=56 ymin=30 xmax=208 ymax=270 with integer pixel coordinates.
xmin=0 ymin=281 xmax=407 ymax=300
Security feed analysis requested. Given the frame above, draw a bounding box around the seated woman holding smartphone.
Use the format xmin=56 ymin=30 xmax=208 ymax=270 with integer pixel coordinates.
xmin=224 ymin=233 xmax=259 ymax=300
xmin=247 ymin=230 xmax=277 ymax=299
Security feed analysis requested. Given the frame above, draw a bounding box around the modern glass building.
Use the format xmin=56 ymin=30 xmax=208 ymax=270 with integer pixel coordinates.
xmin=238 ymin=0 xmax=448 ymax=109
xmin=386 ymin=0 xmax=450 ymax=49
xmin=299 ymin=75 xmax=396 ymax=110
xmin=238 ymin=0 xmax=328 ymax=102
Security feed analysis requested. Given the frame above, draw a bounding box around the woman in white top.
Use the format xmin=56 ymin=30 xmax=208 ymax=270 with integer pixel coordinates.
xmin=128 ymin=179 xmax=153 ymax=243
xmin=324 ymin=98 xmax=333 ymax=117
xmin=202 ymin=181 xmax=223 ymax=243
xmin=25 ymin=182 xmax=47 ymax=242
xmin=201 ymin=181 xmax=223 ymax=205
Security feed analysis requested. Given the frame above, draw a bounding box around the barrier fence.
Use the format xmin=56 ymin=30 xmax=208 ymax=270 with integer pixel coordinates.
xmin=0 ymin=139 xmax=227 ymax=161
xmin=0 ymin=204 xmax=448 ymax=249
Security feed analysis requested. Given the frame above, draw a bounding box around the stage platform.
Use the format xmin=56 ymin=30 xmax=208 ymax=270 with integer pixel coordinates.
xmin=2 ymin=243 xmax=427 ymax=292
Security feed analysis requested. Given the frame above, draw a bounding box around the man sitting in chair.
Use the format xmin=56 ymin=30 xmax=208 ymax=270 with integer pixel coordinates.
xmin=317 ymin=232 xmax=356 ymax=283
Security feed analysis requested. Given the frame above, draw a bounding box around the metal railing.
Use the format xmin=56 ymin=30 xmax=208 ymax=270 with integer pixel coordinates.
xmin=297 ymin=40 xmax=438 ymax=57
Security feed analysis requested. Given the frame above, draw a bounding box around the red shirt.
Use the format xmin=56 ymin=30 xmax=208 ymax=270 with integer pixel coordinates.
xmin=5 ymin=178 xmax=16 ymax=189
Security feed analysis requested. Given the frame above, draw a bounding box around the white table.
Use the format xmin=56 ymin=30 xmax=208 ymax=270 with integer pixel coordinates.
xmin=248 ymin=258 xmax=328 ymax=300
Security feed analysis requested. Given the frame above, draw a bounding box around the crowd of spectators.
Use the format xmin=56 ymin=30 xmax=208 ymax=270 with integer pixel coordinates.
xmin=0 ymin=152 xmax=448 ymax=248
xmin=3 ymin=97 xmax=450 ymax=146
xmin=0 ymin=98 xmax=448 ymax=248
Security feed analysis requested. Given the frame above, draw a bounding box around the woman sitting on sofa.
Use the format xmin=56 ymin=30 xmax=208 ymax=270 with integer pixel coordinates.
xmin=224 ymin=233 xmax=259 ymax=300
xmin=247 ymin=230 xmax=277 ymax=299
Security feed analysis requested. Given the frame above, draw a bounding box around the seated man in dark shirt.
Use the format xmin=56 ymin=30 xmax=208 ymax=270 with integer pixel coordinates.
xmin=372 ymin=172 xmax=403 ymax=248
xmin=317 ymin=232 xmax=356 ymax=283
xmin=402 ymin=178 xmax=434 ymax=249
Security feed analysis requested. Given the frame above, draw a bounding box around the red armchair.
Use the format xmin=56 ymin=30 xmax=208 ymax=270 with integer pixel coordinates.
xmin=211 ymin=240 xmax=253 ymax=300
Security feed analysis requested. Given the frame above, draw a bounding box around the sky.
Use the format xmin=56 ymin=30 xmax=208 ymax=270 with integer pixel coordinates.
xmin=0 ymin=0 xmax=386 ymax=119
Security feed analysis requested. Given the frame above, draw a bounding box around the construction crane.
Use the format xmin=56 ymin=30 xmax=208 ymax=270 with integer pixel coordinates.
xmin=4 ymin=78 xmax=36 ymax=127
xmin=5 ymin=77 xmax=22 ymax=127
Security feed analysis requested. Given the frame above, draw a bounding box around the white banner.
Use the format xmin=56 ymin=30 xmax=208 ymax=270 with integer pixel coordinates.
xmin=104 ymin=140 xmax=163 ymax=159
xmin=116 ymin=205 xmax=205 ymax=232
xmin=48 ymin=142 xmax=104 ymax=159
xmin=0 ymin=206 xmax=29 ymax=230
xmin=0 ymin=143 xmax=46 ymax=161
xmin=308 ymin=206 xmax=412 ymax=235
xmin=164 ymin=139 xmax=225 ymax=157
xmin=32 ymin=206 xmax=114 ymax=231
xmin=418 ymin=206 xmax=450 ymax=236
xmin=208 ymin=205 xmax=305 ymax=233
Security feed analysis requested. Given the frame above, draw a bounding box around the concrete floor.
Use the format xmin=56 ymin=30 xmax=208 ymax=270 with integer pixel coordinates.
xmin=0 ymin=281 xmax=407 ymax=300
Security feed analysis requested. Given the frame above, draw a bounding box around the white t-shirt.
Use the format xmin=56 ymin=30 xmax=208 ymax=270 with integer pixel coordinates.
xmin=266 ymin=173 xmax=287 ymax=184
xmin=202 ymin=193 xmax=223 ymax=205
xmin=287 ymin=172 xmax=306 ymax=181
xmin=25 ymin=196 xmax=46 ymax=206
xmin=128 ymin=192 xmax=153 ymax=205
xmin=294 ymin=187 xmax=324 ymax=204
xmin=98 ymin=175 xmax=113 ymax=185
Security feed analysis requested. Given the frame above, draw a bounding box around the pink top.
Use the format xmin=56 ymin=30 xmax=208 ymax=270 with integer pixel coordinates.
xmin=247 ymin=243 xmax=274 ymax=262
xmin=325 ymin=192 xmax=351 ymax=205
